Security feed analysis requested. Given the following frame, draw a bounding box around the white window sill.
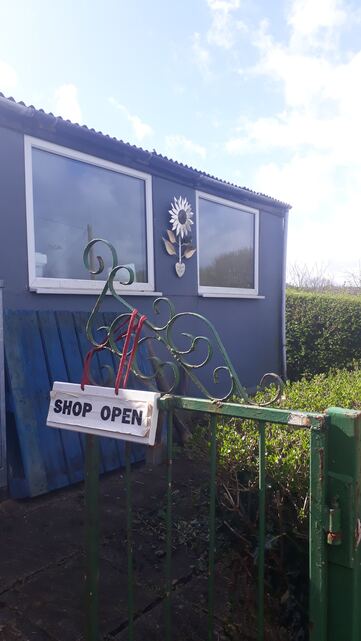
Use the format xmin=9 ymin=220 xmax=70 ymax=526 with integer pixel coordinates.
xmin=32 ymin=287 xmax=163 ymax=296
xmin=199 ymin=293 xmax=265 ymax=299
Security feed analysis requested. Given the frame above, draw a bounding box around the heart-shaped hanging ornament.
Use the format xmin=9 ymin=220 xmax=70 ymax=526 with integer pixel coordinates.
xmin=175 ymin=262 xmax=185 ymax=278
xmin=163 ymin=197 xmax=196 ymax=279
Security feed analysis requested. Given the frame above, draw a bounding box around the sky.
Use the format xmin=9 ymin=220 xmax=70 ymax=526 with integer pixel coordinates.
xmin=0 ymin=0 xmax=360 ymax=283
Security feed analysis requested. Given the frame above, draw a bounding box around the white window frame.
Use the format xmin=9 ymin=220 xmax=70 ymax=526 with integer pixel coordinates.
xmin=24 ymin=136 xmax=156 ymax=294
xmin=196 ymin=191 xmax=260 ymax=298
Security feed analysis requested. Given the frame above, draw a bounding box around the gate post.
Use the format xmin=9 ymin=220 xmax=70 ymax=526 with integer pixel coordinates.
xmin=309 ymin=421 xmax=327 ymax=641
xmin=322 ymin=408 xmax=361 ymax=641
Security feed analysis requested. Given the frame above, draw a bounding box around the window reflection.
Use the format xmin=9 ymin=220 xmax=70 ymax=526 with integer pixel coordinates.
xmin=32 ymin=148 xmax=148 ymax=282
xmin=199 ymin=198 xmax=255 ymax=289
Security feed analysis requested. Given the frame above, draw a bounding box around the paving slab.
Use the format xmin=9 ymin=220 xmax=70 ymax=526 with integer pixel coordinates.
xmin=0 ymin=458 xmax=220 ymax=641
xmin=0 ymin=455 xmax=280 ymax=641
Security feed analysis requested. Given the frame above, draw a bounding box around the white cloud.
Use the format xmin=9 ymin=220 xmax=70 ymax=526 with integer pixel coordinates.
xmin=226 ymin=0 xmax=361 ymax=279
xmin=228 ymin=8 xmax=361 ymax=160
xmin=236 ymin=7 xmax=361 ymax=161
xmin=253 ymin=152 xmax=361 ymax=282
xmin=0 ymin=60 xmax=17 ymax=94
xmin=54 ymin=84 xmax=82 ymax=123
xmin=109 ymin=98 xmax=153 ymax=142
xmin=206 ymin=0 xmax=245 ymax=49
xmin=254 ymin=153 xmax=336 ymax=215
xmin=226 ymin=103 xmax=361 ymax=164
xmin=207 ymin=0 xmax=240 ymax=9
xmin=164 ymin=134 xmax=207 ymax=165
xmin=192 ymin=32 xmax=211 ymax=78
xmin=288 ymin=0 xmax=347 ymax=46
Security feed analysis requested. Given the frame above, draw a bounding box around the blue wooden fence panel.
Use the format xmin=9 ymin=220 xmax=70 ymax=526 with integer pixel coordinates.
xmin=37 ymin=311 xmax=84 ymax=484
xmin=4 ymin=310 xmax=151 ymax=497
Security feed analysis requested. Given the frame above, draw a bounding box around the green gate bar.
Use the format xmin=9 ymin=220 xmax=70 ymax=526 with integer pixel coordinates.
xmin=85 ymin=434 xmax=100 ymax=641
xmin=309 ymin=424 xmax=327 ymax=641
xmin=208 ymin=414 xmax=217 ymax=641
xmin=125 ymin=441 xmax=134 ymax=641
xmin=158 ymin=395 xmax=324 ymax=429
xmin=83 ymin=393 xmax=338 ymax=640
xmin=159 ymin=395 xmax=325 ymax=638
xmin=257 ymin=421 xmax=266 ymax=641
xmin=165 ymin=409 xmax=173 ymax=641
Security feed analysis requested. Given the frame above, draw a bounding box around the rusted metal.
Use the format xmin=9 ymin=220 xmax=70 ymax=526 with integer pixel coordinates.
xmin=319 ymin=448 xmax=324 ymax=484
xmin=326 ymin=499 xmax=342 ymax=546
xmin=288 ymin=412 xmax=312 ymax=427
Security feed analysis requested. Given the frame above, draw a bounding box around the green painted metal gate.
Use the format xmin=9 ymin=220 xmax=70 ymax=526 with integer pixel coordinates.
xmin=78 ymin=239 xmax=361 ymax=640
xmin=83 ymin=399 xmax=361 ymax=641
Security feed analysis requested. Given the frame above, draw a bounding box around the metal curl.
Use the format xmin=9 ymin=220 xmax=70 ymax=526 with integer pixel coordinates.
xmin=83 ymin=238 xmax=118 ymax=276
xmin=249 ymin=372 xmax=284 ymax=407
xmin=107 ymin=313 xmax=134 ymax=357
xmin=82 ymin=238 xmax=285 ymax=405
xmin=85 ymin=302 xmax=112 ymax=349
xmin=136 ymin=358 xmax=180 ymax=394
xmin=212 ymin=366 xmax=237 ymax=402
xmin=108 ymin=264 xmax=135 ymax=290
xmin=132 ymin=336 xmax=180 ymax=393
xmin=165 ymin=311 xmax=249 ymax=400
xmin=168 ymin=330 xmax=212 ymax=369
xmin=178 ymin=334 xmax=212 ymax=369
xmin=147 ymin=297 xmax=176 ymax=332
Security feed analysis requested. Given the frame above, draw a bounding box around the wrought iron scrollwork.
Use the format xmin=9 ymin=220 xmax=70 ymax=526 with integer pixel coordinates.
xmin=83 ymin=239 xmax=283 ymax=405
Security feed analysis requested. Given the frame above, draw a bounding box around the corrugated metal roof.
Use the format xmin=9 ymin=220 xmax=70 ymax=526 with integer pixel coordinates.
xmin=0 ymin=92 xmax=291 ymax=209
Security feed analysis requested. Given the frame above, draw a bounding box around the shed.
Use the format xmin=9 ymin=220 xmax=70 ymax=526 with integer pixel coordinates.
xmin=0 ymin=92 xmax=290 ymax=497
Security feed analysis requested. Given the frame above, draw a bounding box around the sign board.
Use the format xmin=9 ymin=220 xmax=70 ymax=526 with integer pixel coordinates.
xmin=47 ymin=382 xmax=161 ymax=445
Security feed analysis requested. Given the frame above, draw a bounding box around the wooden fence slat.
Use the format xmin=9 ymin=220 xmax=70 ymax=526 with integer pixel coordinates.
xmin=37 ymin=311 xmax=84 ymax=483
xmin=5 ymin=311 xmax=68 ymax=493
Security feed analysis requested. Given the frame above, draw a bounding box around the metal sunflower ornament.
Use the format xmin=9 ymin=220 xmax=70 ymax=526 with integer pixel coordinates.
xmin=162 ymin=196 xmax=196 ymax=277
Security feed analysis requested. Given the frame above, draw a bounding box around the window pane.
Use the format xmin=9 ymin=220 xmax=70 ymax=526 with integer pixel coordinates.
xmin=199 ymin=198 xmax=255 ymax=289
xmin=32 ymin=148 xmax=148 ymax=282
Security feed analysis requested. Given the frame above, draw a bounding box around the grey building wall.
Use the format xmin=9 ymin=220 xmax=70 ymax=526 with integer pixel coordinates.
xmin=0 ymin=122 xmax=285 ymax=391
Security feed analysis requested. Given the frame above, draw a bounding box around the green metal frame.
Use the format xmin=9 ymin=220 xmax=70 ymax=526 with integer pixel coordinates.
xmin=83 ymin=393 xmax=334 ymax=641
xmin=82 ymin=238 xmax=283 ymax=404
xmin=80 ymin=240 xmax=361 ymax=640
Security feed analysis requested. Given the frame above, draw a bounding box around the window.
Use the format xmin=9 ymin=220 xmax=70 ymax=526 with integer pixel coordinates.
xmin=25 ymin=137 xmax=154 ymax=293
xmin=197 ymin=192 xmax=259 ymax=296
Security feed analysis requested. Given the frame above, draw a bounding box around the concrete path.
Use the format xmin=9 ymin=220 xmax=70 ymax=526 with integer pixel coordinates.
xmin=0 ymin=459 xmax=232 ymax=641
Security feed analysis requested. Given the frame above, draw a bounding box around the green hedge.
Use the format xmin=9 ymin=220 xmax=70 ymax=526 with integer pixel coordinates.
xmin=226 ymin=367 xmax=361 ymax=498
xmin=286 ymin=289 xmax=361 ymax=380
xmin=188 ymin=366 xmax=361 ymax=511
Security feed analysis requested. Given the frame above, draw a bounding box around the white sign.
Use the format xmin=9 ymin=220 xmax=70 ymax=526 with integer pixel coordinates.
xmin=47 ymin=382 xmax=161 ymax=445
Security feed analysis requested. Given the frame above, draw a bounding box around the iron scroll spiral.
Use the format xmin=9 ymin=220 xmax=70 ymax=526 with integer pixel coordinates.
xmin=83 ymin=239 xmax=283 ymax=405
